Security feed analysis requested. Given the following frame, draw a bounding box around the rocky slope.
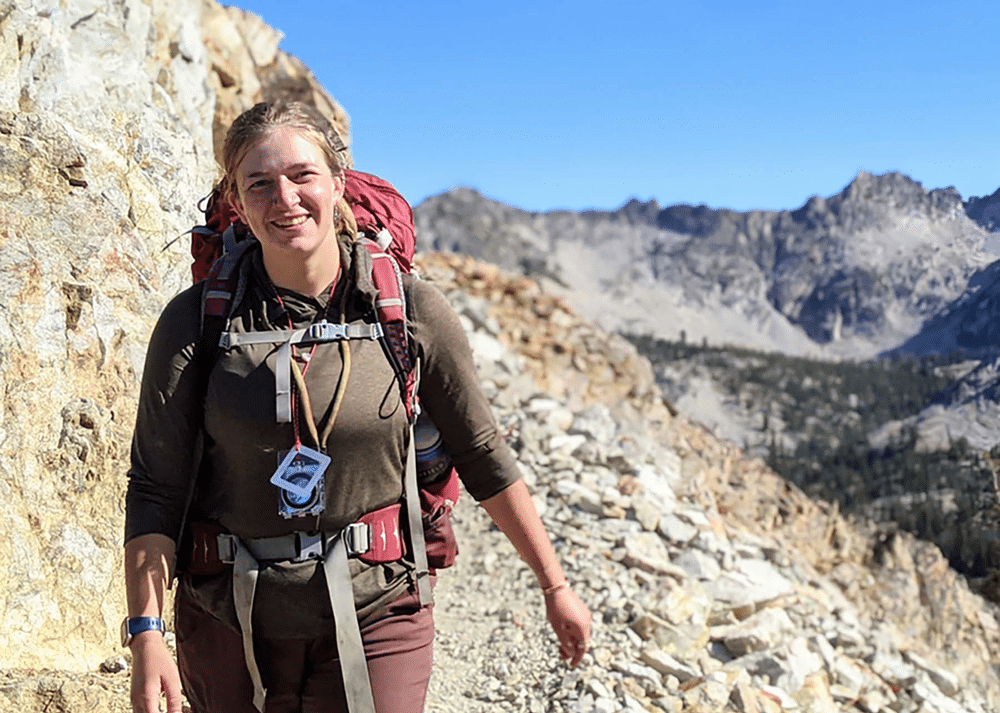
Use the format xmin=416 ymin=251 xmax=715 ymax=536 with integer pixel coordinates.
xmin=419 ymin=253 xmax=1000 ymax=713
xmin=415 ymin=174 xmax=996 ymax=359
xmin=8 ymin=253 xmax=999 ymax=712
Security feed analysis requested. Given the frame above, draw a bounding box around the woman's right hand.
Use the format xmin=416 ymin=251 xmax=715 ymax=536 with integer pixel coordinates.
xmin=129 ymin=631 xmax=183 ymax=713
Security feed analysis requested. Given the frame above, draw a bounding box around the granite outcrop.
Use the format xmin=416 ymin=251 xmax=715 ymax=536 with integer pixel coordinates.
xmin=0 ymin=0 xmax=347 ymax=671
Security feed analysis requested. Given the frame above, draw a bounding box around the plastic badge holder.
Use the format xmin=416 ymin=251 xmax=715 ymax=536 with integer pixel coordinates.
xmin=270 ymin=445 xmax=331 ymax=499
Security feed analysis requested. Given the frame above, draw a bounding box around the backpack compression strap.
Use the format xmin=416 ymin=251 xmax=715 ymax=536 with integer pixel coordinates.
xmin=359 ymin=234 xmax=433 ymax=605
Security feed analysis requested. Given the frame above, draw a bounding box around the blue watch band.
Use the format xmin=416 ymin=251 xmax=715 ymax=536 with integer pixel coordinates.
xmin=121 ymin=616 xmax=165 ymax=647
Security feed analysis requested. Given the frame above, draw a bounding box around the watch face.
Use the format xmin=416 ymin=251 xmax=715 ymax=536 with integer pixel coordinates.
xmin=120 ymin=617 xmax=130 ymax=648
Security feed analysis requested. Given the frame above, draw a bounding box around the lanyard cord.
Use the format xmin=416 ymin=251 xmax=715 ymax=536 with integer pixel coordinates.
xmin=289 ymin=315 xmax=352 ymax=451
xmin=270 ymin=270 xmax=350 ymax=453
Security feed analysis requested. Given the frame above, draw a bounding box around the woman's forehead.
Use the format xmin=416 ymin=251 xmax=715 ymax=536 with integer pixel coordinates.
xmin=237 ymin=127 xmax=327 ymax=176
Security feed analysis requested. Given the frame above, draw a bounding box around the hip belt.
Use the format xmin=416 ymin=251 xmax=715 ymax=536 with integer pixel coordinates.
xmin=181 ymin=436 xmax=435 ymax=713
xmin=185 ymin=503 xmax=404 ymax=713
xmin=227 ymin=526 xmax=377 ymax=713
xmin=186 ymin=502 xmax=404 ymax=575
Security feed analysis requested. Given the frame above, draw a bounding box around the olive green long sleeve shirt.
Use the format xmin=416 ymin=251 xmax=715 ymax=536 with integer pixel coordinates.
xmin=125 ymin=236 xmax=520 ymax=636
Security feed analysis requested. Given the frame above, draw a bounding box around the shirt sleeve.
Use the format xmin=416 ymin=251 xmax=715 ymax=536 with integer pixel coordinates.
xmin=123 ymin=284 xmax=205 ymax=544
xmin=407 ymin=277 xmax=522 ymax=502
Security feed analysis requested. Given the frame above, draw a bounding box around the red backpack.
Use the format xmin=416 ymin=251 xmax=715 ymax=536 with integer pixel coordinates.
xmin=184 ymin=169 xmax=459 ymax=598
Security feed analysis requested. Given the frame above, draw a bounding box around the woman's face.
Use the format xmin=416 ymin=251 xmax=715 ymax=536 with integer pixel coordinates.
xmin=232 ymin=126 xmax=345 ymax=263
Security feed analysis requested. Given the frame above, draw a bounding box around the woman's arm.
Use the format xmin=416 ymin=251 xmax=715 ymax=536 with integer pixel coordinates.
xmin=409 ymin=279 xmax=591 ymax=664
xmin=480 ymin=479 xmax=592 ymax=667
xmin=124 ymin=534 xmax=183 ymax=713
xmin=124 ymin=288 xmax=205 ymax=713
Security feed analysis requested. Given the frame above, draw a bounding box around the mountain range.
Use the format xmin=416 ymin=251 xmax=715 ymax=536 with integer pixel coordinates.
xmin=416 ymin=172 xmax=1000 ymax=585
xmin=415 ymin=171 xmax=1000 ymax=360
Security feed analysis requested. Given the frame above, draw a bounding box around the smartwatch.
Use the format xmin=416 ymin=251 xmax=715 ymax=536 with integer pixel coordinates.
xmin=120 ymin=616 xmax=166 ymax=647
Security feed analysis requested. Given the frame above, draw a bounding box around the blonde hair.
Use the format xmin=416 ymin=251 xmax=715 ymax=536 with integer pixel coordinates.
xmin=221 ymin=101 xmax=357 ymax=238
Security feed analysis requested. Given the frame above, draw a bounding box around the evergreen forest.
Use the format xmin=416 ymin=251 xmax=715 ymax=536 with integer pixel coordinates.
xmin=628 ymin=335 xmax=1000 ymax=578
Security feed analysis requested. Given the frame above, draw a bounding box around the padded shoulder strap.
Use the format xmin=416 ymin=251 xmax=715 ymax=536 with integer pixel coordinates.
xmin=360 ymin=236 xmax=418 ymax=419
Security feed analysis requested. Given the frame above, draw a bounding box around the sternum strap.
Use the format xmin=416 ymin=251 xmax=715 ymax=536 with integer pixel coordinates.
xmin=218 ymin=323 xmax=383 ymax=423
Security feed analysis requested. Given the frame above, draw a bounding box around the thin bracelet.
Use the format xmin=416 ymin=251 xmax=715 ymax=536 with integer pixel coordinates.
xmin=542 ymin=580 xmax=570 ymax=596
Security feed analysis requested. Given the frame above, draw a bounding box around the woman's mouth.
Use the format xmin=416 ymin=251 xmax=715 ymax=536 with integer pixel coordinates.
xmin=273 ymin=215 xmax=309 ymax=228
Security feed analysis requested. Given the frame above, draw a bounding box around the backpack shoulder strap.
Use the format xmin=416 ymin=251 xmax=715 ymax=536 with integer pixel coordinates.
xmin=358 ymin=234 xmax=434 ymax=605
xmin=359 ymin=235 xmax=418 ymax=419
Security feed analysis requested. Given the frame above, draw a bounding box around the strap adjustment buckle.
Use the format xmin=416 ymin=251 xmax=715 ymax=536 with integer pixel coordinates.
xmin=294 ymin=531 xmax=326 ymax=562
xmin=306 ymin=322 xmax=347 ymax=342
xmin=342 ymin=523 xmax=372 ymax=557
xmin=217 ymin=533 xmax=238 ymax=564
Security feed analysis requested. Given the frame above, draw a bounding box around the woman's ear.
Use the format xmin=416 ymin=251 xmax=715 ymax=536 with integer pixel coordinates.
xmin=332 ymin=172 xmax=346 ymax=202
xmin=230 ymin=191 xmax=248 ymax=225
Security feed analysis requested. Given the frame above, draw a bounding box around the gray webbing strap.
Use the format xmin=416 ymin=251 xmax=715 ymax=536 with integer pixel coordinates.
xmin=219 ymin=323 xmax=383 ymax=350
xmin=323 ymin=535 xmax=377 ymax=713
xmin=231 ymin=541 xmax=267 ymax=712
xmin=276 ymin=340 xmax=293 ymax=423
xmin=230 ymin=531 xmax=377 ymax=713
xmin=405 ymin=360 xmax=433 ymax=607
xmin=404 ymin=431 xmax=433 ymax=606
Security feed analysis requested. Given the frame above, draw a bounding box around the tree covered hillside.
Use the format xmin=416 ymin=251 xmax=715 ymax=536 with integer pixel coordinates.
xmin=629 ymin=335 xmax=1000 ymax=582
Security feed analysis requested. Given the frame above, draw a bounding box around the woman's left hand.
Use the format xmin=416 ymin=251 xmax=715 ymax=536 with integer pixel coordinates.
xmin=544 ymin=586 xmax=591 ymax=668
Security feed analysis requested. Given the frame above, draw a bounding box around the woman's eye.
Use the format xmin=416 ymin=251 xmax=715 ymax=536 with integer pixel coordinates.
xmin=248 ymin=180 xmax=270 ymax=191
xmin=294 ymin=171 xmax=317 ymax=182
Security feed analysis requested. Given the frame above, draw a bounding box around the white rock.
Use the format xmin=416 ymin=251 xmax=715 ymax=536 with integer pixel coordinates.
xmin=639 ymin=649 xmax=699 ymax=682
xmin=673 ymin=549 xmax=721 ymax=581
xmin=621 ymin=533 xmax=686 ymax=577
xmin=905 ymin=651 xmax=961 ymax=697
xmin=657 ymin=514 xmax=698 ymax=545
xmin=715 ymin=608 xmax=796 ymax=657
xmin=706 ymin=559 xmax=793 ymax=614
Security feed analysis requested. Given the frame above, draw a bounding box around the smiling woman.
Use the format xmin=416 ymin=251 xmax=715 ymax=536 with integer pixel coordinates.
xmin=220 ymin=102 xmax=354 ymax=297
xmin=231 ymin=127 xmax=345 ymax=295
xmin=122 ymin=99 xmax=590 ymax=713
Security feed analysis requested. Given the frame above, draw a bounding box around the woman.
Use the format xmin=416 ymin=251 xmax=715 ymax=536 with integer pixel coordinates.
xmin=123 ymin=101 xmax=590 ymax=713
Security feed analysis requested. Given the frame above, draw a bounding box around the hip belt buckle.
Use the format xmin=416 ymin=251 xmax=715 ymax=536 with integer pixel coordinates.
xmin=216 ymin=533 xmax=238 ymax=565
xmin=294 ymin=531 xmax=325 ymax=562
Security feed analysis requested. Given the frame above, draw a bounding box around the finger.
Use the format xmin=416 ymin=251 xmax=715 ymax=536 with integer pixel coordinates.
xmin=136 ymin=687 xmax=160 ymax=713
xmin=164 ymin=680 xmax=184 ymax=713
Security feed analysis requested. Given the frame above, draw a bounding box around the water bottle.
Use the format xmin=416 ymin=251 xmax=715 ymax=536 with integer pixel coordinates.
xmin=414 ymin=410 xmax=452 ymax=482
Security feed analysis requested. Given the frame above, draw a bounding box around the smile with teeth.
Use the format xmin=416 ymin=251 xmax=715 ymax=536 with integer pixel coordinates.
xmin=273 ymin=215 xmax=309 ymax=228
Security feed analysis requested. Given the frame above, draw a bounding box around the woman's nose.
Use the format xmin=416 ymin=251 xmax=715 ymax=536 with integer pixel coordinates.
xmin=274 ymin=176 xmax=300 ymax=207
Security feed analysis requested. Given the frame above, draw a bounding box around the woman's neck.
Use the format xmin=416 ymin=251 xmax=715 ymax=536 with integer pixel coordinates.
xmin=263 ymin=243 xmax=342 ymax=298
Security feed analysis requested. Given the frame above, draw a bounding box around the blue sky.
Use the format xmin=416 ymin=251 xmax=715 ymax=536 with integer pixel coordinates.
xmin=228 ymin=0 xmax=998 ymax=213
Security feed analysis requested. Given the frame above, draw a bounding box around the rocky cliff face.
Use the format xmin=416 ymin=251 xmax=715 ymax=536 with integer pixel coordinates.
xmin=415 ymin=172 xmax=996 ymax=359
xmin=0 ymin=0 xmax=347 ymax=670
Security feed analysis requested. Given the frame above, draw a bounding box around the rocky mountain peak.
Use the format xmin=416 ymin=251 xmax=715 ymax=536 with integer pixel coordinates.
xmin=829 ymin=170 xmax=965 ymax=229
xmin=417 ymin=170 xmax=995 ymax=356
xmin=966 ymin=186 xmax=1000 ymax=232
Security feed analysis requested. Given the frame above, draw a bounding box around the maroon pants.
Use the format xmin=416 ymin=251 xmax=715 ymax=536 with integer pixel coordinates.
xmin=175 ymin=586 xmax=435 ymax=713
